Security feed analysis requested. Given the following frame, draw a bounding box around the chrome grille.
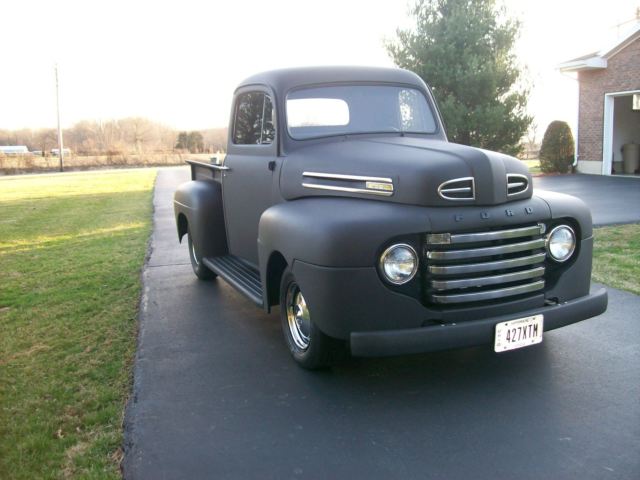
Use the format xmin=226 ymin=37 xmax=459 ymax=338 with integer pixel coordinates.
xmin=425 ymin=223 xmax=546 ymax=305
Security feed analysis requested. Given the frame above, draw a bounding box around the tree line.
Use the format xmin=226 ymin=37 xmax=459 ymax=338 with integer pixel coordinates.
xmin=0 ymin=118 xmax=227 ymax=155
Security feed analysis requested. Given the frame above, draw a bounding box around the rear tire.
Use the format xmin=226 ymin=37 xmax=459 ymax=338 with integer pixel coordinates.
xmin=279 ymin=270 xmax=345 ymax=369
xmin=187 ymin=229 xmax=216 ymax=280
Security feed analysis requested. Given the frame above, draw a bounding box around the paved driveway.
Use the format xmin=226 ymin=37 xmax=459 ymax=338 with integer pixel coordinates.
xmin=123 ymin=169 xmax=639 ymax=479
xmin=534 ymin=174 xmax=640 ymax=226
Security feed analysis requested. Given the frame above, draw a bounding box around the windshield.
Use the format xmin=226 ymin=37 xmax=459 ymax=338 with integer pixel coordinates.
xmin=286 ymin=85 xmax=437 ymax=140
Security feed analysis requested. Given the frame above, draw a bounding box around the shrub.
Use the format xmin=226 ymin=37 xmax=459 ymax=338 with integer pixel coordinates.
xmin=539 ymin=121 xmax=575 ymax=174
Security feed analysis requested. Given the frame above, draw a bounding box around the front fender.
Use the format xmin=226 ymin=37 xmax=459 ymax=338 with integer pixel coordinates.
xmin=258 ymin=198 xmax=432 ymax=269
xmin=257 ymin=196 xmax=553 ymax=312
xmin=257 ymin=197 xmax=430 ymax=312
xmin=534 ymin=189 xmax=593 ymax=238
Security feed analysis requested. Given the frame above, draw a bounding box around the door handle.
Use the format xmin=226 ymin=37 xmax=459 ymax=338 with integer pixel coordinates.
xmin=268 ymin=161 xmax=276 ymax=171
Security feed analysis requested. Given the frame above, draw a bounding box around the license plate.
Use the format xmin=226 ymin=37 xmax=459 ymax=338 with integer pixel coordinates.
xmin=494 ymin=314 xmax=544 ymax=352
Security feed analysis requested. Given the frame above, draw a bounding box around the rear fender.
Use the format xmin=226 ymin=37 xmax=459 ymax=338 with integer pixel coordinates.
xmin=173 ymin=180 xmax=228 ymax=258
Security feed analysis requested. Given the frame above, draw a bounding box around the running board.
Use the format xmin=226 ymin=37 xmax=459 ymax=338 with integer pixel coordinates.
xmin=202 ymin=255 xmax=263 ymax=307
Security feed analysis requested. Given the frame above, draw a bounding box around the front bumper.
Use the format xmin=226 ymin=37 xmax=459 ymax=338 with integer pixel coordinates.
xmin=350 ymin=287 xmax=608 ymax=357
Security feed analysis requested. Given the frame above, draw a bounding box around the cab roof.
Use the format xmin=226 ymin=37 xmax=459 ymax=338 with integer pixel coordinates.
xmin=236 ymin=66 xmax=427 ymax=95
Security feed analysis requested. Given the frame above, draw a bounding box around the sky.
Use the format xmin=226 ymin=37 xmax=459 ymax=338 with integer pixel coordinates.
xmin=1 ymin=0 xmax=638 ymax=140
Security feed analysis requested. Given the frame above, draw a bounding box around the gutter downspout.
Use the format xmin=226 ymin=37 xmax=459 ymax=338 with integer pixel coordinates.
xmin=573 ymin=92 xmax=579 ymax=169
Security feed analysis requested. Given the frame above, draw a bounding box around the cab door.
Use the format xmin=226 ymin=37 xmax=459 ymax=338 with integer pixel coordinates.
xmin=222 ymin=88 xmax=277 ymax=267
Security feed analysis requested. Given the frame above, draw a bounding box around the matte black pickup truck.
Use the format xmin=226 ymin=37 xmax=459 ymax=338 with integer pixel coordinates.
xmin=174 ymin=66 xmax=607 ymax=368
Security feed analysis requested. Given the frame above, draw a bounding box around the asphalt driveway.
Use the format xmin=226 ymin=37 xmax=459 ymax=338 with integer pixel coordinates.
xmin=123 ymin=169 xmax=640 ymax=479
xmin=534 ymin=174 xmax=640 ymax=226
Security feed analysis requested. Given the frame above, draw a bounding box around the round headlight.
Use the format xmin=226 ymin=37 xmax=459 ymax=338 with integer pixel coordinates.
xmin=546 ymin=225 xmax=576 ymax=262
xmin=380 ymin=244 xmax=418 ymax=285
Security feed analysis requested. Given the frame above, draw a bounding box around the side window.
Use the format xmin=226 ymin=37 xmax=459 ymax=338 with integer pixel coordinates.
xmin=233 ymin=92 xmax=275 ymax=145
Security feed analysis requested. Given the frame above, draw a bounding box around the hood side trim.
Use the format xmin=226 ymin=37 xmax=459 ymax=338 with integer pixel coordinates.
xmin=302 ymin=171 xmax=394 ymax=196
xmin=303 ymin=171 xmax=392 ymax=183
xmin=301 ymin=182 xmax=394 ymax=196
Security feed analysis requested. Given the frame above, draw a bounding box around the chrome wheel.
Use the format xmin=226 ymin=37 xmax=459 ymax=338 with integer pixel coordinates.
xmin=285 ymin=283 xmax=311 ymax=350
xmin=190 ymin=238 xmax=199 ymax=266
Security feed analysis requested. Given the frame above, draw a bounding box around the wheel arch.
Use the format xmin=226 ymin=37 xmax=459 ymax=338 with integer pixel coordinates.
xmin=177 ymin=212 xmax=188 ymax=242
xmin=265 ymin=251 xmax=288 ymax=310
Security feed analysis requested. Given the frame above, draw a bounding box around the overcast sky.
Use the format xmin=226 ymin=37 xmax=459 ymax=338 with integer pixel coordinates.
xmin=1 ymin=0 xmax=638 ymax=139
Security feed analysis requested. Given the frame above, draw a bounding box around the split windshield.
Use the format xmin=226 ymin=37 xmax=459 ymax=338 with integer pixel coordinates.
xmin=286 ymin=85 xmax=437 ymax=140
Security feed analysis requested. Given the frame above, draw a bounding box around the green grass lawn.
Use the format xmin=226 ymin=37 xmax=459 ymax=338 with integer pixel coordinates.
xmin=0 ymin=169 xmax=156 ymax=479
xmin=592 ymin=223 xmax=640 ymax=295
xmin=521 ymin=159 xmax=541 ymax=174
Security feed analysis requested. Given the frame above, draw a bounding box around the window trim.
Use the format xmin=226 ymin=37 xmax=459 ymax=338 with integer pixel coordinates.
xmin=232 ymin=90 xmax=276 ymax=146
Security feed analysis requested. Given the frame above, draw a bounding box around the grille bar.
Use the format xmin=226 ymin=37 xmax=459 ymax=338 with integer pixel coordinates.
xmin=428 ymin=252 xmax=546 ymax=276
xmin=429 ymin=280 xmax=545 ymax=304
xmin=428 ymin=224 xmax=545 ymax=245
xmin=426 ymin=238 xmax=545 ymax=261
xmin=430 ymin=266 xmax=545 ymax=291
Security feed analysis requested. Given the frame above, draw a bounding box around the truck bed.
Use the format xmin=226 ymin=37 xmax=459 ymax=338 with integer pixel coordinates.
xmin=186 ymin=159 xmax=225 ymax=184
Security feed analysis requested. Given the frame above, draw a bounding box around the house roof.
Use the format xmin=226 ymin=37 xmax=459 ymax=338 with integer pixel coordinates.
xmin=558 ymin=22 xmax=640 ymax=72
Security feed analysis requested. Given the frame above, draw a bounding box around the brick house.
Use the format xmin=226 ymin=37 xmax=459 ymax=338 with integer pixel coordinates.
xmin=559 ymin=23 xmax=640 ymax=175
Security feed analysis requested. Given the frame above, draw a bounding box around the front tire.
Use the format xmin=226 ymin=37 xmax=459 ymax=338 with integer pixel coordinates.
xmin=187 ymin=229 xmax=216 ymax=280
xmin=279 ymin=270 xmax=345 ymax=369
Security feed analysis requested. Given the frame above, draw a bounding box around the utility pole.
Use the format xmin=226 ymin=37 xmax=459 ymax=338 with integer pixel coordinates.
xmin=55 ymin=63 xmax=64 ymax=172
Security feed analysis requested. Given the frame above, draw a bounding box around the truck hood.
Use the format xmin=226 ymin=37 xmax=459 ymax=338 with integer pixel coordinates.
xmin=279 ymin=137 xmax=532 ymax=207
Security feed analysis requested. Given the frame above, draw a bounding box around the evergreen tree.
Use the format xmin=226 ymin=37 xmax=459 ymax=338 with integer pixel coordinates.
xmin=386 ymin=0 xmax=532 ymax=155
xmin=539 ymin=121 xmax=574 ymax=174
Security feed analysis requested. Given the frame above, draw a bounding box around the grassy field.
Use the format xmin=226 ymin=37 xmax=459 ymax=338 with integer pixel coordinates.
xmin=592 ymin=223 xmax=640 ymax=295
xmin=0 ymin=169 xmax=156 ymax=479
xmin=0 ymin=153 xmax=211 ymax=175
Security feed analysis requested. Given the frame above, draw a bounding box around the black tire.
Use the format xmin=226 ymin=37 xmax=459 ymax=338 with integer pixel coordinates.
xmin=279 ymin=270 xmax=346 ymax=369
xmin=187 ymin=229 xmax=216 ymax=280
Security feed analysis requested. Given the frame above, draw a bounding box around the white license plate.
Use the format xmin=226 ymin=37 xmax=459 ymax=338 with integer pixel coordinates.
xmin=494 ymin=314 xmax=544 ymax=352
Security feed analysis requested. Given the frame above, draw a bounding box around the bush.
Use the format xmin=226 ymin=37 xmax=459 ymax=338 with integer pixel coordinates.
xmin=539 ymin=121 xmax=575 ymax=174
